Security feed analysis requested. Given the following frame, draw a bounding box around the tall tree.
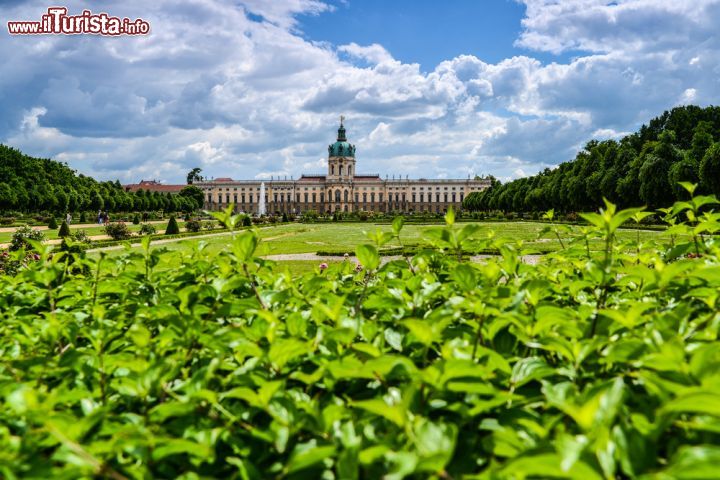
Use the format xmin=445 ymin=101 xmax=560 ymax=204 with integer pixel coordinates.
xmin=179 ymin=185 xmax=205 ymax=210
xmin=186 ymin=167 xmax=203 ymax=185
xmin=690 ymin=121 xmax=714 ymax=163
xmin=700 ymin=143 xmax=720 ymax=196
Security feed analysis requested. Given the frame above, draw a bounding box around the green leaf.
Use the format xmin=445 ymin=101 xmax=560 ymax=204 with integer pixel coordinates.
xmin=500 ymin=453 xmax=603 ymax=480
xmin=286 ymin=441 xmax=336 ymax=474
xmin=384 ymin=328 xmax=403 ymax=351
xmin=152 ymin=439 xmax=212 ymax=461
xmin=511 ymin=357 xmax=556 ymax=387
xmin=353 ymin=398 xmax=407 ymax=427
xmin=392 ymin=216 xmax=405 ymax=235
xmin=356 ymin=244 xmax=380 ymax=270
xmin=660 ymin=445 xmax=720 ymax=479
xmin=452 ymin=264 xmax=478 ymax=291
xmin=268 ymin=338 xmax=310 ymax=369
xmin=662 ymin=390 xmax=720 ymax=417
xmin=445 ymin=207 xmax=455 ymax=226
xmin=403 ymin=319 xmax=434 ymax=346
xmin=232 ymin=230 xmax=258 ymax=261
xmin=413 ymin=418 xmax=457 ymax=472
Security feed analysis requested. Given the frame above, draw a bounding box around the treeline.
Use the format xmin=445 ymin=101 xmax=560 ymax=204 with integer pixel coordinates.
xmin=0 ymin=145 xmax=203 ymax=213
xmin=464 ymin=105 xmax=720 ymax=213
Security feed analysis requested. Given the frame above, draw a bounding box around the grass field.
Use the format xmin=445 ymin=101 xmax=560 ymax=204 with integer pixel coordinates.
xmin=94 ymin=221 xmax=679 ymax=275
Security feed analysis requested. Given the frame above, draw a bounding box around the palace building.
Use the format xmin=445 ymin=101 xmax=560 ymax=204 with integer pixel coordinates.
xmin=197 ymin=119 xmax=491 ymax=214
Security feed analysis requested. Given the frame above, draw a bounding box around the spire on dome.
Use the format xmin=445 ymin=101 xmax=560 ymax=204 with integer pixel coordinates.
xmin=337 ymin=115 xmax=347 ymax=141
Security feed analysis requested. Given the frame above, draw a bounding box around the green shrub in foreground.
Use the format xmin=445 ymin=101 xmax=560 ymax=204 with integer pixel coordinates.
xmin=2 ymin=195 xmax=720 ymax=478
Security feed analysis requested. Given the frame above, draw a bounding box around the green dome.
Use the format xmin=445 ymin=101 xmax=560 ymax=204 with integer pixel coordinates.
xmin=328 ymin=121 xmax=356 ymax=157
xmin=329 ymin=141 xmax=355 ymax=157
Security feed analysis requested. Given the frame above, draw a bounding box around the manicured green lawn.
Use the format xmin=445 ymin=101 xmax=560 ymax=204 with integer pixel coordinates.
xmin=93 ymin=221 xmax=679 ymax=276
xmin=250 ymin=222 xmax=676 ymax=257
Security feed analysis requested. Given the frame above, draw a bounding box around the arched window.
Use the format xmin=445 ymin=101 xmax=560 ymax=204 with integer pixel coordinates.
xmin=348 ymin=165 xmax=352 ymax=176
xmin=339 ymin=165 xmax=344 ymax=176
xmin=331 ymin=165 xmax=335 ymax=175
xmin=344 ymin=190 xmax=349 ymax=202
xmin=335 ymin=190 xmax=341 ymax=202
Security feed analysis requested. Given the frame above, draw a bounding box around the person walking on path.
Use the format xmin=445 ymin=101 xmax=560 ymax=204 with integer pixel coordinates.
xmin=97 ymin=210 xmax=103 ymax=224
xmin=66 ymin=213 xmax=72 ymax=225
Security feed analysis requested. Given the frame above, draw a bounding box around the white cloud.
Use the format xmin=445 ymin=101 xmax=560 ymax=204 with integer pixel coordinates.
xmin=338 ymin=43 xmax=394 ymax=64
xmin=680 ymin=88 xmax=698 ymax=103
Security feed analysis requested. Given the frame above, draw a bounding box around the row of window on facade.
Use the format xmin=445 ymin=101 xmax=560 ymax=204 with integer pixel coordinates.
xmin=206 ymin=185 xmax=471 ymax=192
xmin=208 ymin=191 xmax=464 ymax=204
xmin=330 ymin=165 xmax=352 ymax=176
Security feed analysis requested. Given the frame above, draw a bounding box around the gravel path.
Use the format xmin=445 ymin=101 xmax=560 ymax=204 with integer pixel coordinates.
xmin=85 ymin=230 xmax=239 ymax=252
xmin=263 ymin=253 xmax=542 ymax=265
xmin=85 ymin=229 xmax=301 ymax=253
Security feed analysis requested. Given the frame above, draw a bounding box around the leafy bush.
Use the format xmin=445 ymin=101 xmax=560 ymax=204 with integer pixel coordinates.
xmin=301 ymin=210 xmax=319 ymax=222
xmin=79 ymin=212 xmax=87 ymax=223
xmin=58 ymin=220 xmax=71 ymax=237
xmin=104 ymin=222 xmax=132 ymax=240
xmin=132 ymin=214 xmax=140 ymax=225
xmin=242 ymin=215 xmax=252 ymax=227
xmin=185 ymin=220 xmax=201 ymax=232
xmin=165 ymin=216 xmax=180 ymax=235
xmin=2 ymin=196 xmax=720 ymax=478
xmin=0 ymin=217 xmax=15 ymax=226
xmin=139 ymin=223 xmax=156 ymax=235
xmin=71 ymin=229 xmax=91 ymax=243
xmin=0 ymin=250 xmax=40 ymax=275
xmin=9 ymin=225 xmax=45 ymax=251
xmin=202 ymin=220 xmax=216 ymax=230
xmin=47 ymin=217 xmax=58 ymax=229
xmin=565 ymin=211 xmax=579 ymax=222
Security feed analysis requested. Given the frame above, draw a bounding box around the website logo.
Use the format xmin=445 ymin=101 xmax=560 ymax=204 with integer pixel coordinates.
xmin=7 ymin=7 xmax=150 ymax=36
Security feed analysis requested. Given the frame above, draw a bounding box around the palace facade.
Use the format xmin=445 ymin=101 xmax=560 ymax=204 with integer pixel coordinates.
xmin=197 ymin=120 xmax=491 ymax=214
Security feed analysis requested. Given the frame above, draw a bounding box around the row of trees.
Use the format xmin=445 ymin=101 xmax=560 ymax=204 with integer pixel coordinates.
xmin=464 ymin=105 xmax=720 ymax=213
xmin=0 ymin=145 xmax=204 ymax=213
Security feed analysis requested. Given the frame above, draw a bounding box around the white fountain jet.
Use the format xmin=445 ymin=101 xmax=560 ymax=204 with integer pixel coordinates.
xmin=258 ymin=182 xmax=266 ymax=216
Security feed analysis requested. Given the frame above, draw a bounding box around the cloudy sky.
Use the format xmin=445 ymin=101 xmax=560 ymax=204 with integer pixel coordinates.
xmin=2 ymin=0 xmax=719 ymax=184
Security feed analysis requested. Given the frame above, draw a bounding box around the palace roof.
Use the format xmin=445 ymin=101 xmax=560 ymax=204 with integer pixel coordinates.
xmin=123 ymin=180 xmax=185 ymax=193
